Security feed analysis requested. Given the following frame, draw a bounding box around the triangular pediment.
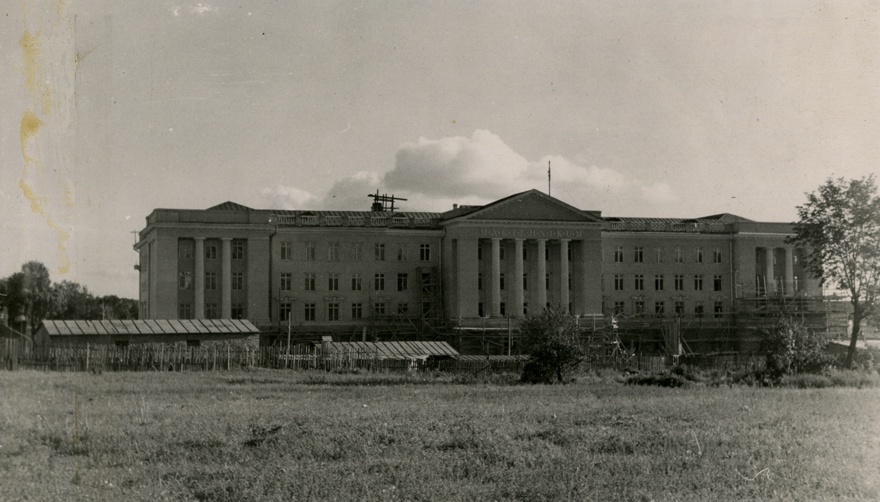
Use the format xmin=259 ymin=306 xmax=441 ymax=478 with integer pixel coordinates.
xmin=449 ymin=190 xmax=600 ymax=223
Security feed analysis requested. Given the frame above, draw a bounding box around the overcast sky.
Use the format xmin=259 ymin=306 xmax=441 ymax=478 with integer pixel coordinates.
xmin=2 ymin=1 xmax=878 ymax=298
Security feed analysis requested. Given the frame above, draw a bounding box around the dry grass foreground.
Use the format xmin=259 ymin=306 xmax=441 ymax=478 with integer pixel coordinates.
xmin=1 ymin=370 xmax=879 ymax=501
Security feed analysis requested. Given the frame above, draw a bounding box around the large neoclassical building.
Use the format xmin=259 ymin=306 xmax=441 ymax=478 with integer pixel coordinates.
xmin=135 ymin=190 xmax=829 ymax=349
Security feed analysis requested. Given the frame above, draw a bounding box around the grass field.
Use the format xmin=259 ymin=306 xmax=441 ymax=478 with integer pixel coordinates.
xmin=1 ymin=370 xmax=879 ymax=501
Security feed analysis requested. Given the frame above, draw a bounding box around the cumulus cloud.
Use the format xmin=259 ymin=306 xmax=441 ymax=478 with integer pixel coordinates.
xmin=258 ymin=130 xmax=679 ymax=214
xmin=170 ymin=3 xmax=217 ymax=16
xmin=639 ymin=181 xmax=678 ymax=204
xmin=259 ymin=185 xmax=316 ymax=210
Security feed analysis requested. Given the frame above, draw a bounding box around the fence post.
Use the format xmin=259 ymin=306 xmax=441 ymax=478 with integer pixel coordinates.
xmin=85 ymin=343 xmax=90 ymax=373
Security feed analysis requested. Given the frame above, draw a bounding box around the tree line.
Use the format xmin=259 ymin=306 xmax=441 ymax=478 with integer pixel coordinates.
xmin=1 ymin=261 xmax=137 ymax=331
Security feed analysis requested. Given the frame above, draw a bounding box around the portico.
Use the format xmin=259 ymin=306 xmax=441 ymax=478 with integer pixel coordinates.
xmin=442 ymin=190 xmax=604 ymax=322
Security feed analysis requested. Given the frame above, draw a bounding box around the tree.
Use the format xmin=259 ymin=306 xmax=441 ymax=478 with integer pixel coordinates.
xmin=788 ymin=175 xmax=880 ymax=368
xmin=519 ymin=306 xmax=589 ymax=383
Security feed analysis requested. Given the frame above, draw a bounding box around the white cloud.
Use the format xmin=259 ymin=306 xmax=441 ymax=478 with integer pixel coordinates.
xmin=639 ymin=181 xmax=678 ymax=204
xmin=170 ymin=3 xmax=216 ymax=16
xmin=256 ymin=130 xmax=677 ymax=214
xmin=259 ymin=185 xmax=316 ymax=210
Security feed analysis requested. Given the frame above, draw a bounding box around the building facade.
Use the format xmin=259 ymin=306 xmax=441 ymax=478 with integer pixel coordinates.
xmin=135 ymin=190 xmax=827 ymax=348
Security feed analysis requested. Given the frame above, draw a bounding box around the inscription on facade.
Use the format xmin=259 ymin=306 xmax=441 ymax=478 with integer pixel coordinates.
xmin=479 ymin=228 xmax=584 ymax=239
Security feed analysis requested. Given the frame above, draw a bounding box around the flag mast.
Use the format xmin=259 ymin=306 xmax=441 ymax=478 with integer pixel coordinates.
xmin=548 ymin=160 xmax=551 ymax=196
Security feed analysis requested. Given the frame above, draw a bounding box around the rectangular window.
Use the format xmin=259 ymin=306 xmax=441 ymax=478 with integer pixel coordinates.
xmin=328 ymin=242 xmax=339 ymax=261
xmin=305 ymin=241 xmax=316 ymax=261
xmin=232 ymin=240 xmax=245 ymax=260
xmin=178 ymin=303 xmax=193 ymax=319
xmin=634 ymin=300 xmax=645 ymax=316
xmin=351 ymin=303 xmax=363 ymax=319
xmin=280 ymin=241 xmax=293 ymax=261
xmin=304 ymin=273 xmax=316 ymax=291
xmin=568 ymin=273 xmax=572 ymax=290
xmin=674 ymin=301 xmax=684 ymax=316
xmin=674 ymin=274 xmax=684 ymax=291
xmin=523 ymin=273 xmax=528 ymax=290
xmin=231 ymin=304 xmax=245 ymax=319
xmin=397 ymin=244 xmax=409 ymax=261
xmin=523 ymin=302 xmax=529 ymax=315
xmin=656 ymin=247 xmax=663 ymax=263
xmin=634 ymin=274 xmax=644 ymax=291
xmin=328 ymin=273 xmax=339 ymax=291
xmin=500 ymin=273 xmax=506 ymax=290
xmin=674 ymin=247 xmax=683 ymax=263
xmin=614 ymin=274 xmax=624 ymax=291
xmin=545 ymin=247 xmax=549 ymax=261
xmin=327 ymin=303 xmax=339 ymax=321
xmin=397 ymin=273 xmax=408 ymax=292
xmin=713 ymin=248 xmax=722 ymax=263
xmin=179 ymin=271 xmax=193 ymax=289
xmin=303 ymin=303 xmax=315 ymax=321
xmin=499 ymin=246 xmax=505 ymax=261
xmin=178 ymin=240 xmax=194 ymax=260
xmin=232 ymin=272 xmax=244 ymax=291
xmin=634 ymin=246 xmax=644 ymax=263
xmin=375 ymin=243 xmax=386 ymax=261
xmin=374 ymin=273 xmax=385 ymax=291
xmin=654 ymin=274 xmax=664 ymax=291
xmin=280 ymin=272 xmax=292 ymax=291
xmin=280 ymin=302 xmax=291 ymax=322
xmin=420 ymin=243 xmax=431 ymax=261
xmin=545 ymin=274 xmax=550 ymax=290
xmin=478 ymin=245 xmax=483 ymax=261
xmin=351 ymin=274 xmax=362 ymax=291
xmin=205 ymin=243 xmax=218 ymax=260
xmin=694 ymin=275 xmax=704 ymax=291
xmin=373 ymin=302 xmax=386 ymax=316
xmin=793 ymin=275 xmax=800 ymax=291
xmin=478 ymin=302 xmax=484 ymax=317
xmin=205 ymin=303 xmax=218 ymax=319
xmin=614 ymin=246 xmax=624 ymax=263
xmin=613 ymin=301 xmax=625 ymax=316
xmin=714 ymin=301 xmax=723 ymax=319
xmin=205 ymin=272 xmax=217 ymax=290
xmin=397 ymin=303 xmax=409 ymax=315
xmin=713 ymin=275 xmax=722 ymax=292
xmin=522 ymin=246 xmax=528 ymax=261
xmin=694 ymin=303 xmax=704 ymax=318
xmin=352 ymin=242 xmax=364 ymax=261
xmin=695 ymin=247 xmax=704 ymax=263
xmin=500 ymin=302 xmax=506 ymax=316
xmin=478 ymin=273 xmax=483 ymax=290
xmin=654 ymin=301 xmax=665 ymax=316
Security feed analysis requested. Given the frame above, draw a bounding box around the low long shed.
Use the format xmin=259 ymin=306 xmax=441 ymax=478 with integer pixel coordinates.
xmin=37 ymin=319 xmax=261 ymax=349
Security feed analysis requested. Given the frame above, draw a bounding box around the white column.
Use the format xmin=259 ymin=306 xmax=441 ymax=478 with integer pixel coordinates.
xmin=764 ymin=247 xmax=776 ymax=295
xmin=221 ymin=238 xmax=232 ymax=318
xmin=784 ymin=247 xmax=794 ymax=296
xmin=490 ymin=238 xmax=502 ymax=317
xmin=512 ymin=238 xmax=524 ymax=317
xmin=194 ymin=237 xmax=205 ymax=319
xmin=535 ymin=239 xmax=547 ymax=312
xmin=559 ymin=239 xmax=570 ymax=312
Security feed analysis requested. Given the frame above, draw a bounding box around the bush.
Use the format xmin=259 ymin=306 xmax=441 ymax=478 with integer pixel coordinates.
xmin=625 ymin=372 xmax=688 ymax=388
xmin=762 ymin=317 xmax=833 ymax=381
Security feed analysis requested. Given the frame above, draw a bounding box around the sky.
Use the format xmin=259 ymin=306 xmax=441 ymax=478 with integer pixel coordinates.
xmin=1 ymin=0 xmax=878 ymax=299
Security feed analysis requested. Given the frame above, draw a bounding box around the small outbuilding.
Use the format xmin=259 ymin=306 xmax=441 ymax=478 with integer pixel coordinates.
xmin=37 ymin=319 xmax=261 ymax=349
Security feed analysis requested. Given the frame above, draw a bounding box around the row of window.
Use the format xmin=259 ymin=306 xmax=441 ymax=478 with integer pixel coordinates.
xmin=280 ymin=242 xmax=432 ymax=262
xmin=282 ymin=272 xmax=424 ymax=292
xmin=179 ymin=272 xmax=246 ymax=290
xmin=278 ymin=301 xmax=433 ymax=321
xmin=608 ymin=300 xmax=725 ymax=318
xmin=179 ymin=240 xmax=246 ymax=260
xmin=611 ymin=274 xmax=723 ymax=292
xmin=612 ymin=246 xmax=722 ymax=264
xmin=178 ymin=303 xmax=246 ymax=319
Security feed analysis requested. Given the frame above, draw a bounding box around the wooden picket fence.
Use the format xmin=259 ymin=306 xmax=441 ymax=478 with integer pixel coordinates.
xmin=0 ymin=338 xmax=764 ymax=374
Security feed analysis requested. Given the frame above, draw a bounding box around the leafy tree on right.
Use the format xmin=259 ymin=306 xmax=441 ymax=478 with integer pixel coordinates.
xmin=788 ymin=175 xmax=880 ymax=368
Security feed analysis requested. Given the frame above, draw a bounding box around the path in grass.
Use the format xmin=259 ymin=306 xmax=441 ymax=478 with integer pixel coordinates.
xmin=2 ymin=370 xmax=878 ymax=501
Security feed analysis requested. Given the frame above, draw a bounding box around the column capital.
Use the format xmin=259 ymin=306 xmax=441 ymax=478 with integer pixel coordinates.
xmin=194 ymin=236 xmax=205 ymax=241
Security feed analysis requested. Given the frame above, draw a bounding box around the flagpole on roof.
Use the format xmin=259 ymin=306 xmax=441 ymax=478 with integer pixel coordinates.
xmin=548 ymin=160 xmax=551 ymax=196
